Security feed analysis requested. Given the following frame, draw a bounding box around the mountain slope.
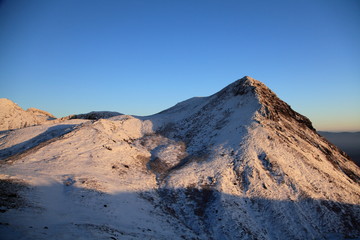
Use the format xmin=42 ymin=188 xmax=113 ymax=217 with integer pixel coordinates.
xmin=0 ymin=77 xmax=359 ymax=240
xmin=0 ymin=99 xmax=56 ymax=131
xmin=143 ymin=76 xmax=360 ymax=239
xmin=319 ymin=131 xmax=360 ymax=166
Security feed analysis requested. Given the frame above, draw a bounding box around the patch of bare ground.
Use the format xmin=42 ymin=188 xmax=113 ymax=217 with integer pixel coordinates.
xmin=0 ymin=178 xmax=29 ymax=213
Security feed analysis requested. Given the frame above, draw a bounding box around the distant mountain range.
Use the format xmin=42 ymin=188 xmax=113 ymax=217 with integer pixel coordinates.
xmin=0 ymin=98 xmax=123 ymax=131
xmin=0 ymin=76 xmax=359 ymax=239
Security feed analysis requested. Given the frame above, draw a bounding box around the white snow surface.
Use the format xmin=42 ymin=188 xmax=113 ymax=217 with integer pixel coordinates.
xmin=0 ymin=77 xmax=359 ymax=240
xmin=0 ymin=98 xmax=56 ymax=131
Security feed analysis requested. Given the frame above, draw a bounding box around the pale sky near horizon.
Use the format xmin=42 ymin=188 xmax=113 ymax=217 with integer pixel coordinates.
xmin=0 ymin=0 xmax=359 ymax=131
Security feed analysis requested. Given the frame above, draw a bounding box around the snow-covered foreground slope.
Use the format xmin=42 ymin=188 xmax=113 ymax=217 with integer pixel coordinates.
xmin=0 ymin=120 xmax=88 ymax=160
xmin=1 ymin=77 xmax=359 ymax=240
xmin=0 ymin=116 xmax=198 ymax=239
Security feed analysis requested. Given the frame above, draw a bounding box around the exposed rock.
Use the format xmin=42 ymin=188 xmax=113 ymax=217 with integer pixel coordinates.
xmin=69 ymin=111 xmax=123 ymax=120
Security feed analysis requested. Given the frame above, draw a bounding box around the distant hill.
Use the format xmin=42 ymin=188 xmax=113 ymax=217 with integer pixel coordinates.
xmin=0 ymin=98 xmax=56 ymax=131
xmin=69 ymin=111 xmax=122 ymax=120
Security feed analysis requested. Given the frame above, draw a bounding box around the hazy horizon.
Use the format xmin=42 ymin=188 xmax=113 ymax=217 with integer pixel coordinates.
xmin=1 ymin=0 xmax=359 ymax=131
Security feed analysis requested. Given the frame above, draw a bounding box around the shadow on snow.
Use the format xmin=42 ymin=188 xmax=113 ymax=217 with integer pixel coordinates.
xmin=0 ymin=124 xmax=77 ymax=160
xmin=0 ymin=179 xmax=359 ymax=240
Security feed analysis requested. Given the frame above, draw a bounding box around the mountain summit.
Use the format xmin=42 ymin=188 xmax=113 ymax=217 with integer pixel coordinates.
xmin=1 ymin=77 xmax=359 ymax=239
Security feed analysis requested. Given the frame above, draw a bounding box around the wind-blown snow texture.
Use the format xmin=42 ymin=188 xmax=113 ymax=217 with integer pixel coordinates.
xmin=1 ymin=76 xmax=359 ymax=240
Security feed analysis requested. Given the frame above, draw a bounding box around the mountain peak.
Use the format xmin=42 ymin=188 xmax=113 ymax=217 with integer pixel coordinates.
xmin=214 ymin=76 xmax=315 ymax=131
xmin=223 ymin=75 xmax=279 ymax=99
xmin=236 ymin=75 xmax=260 ymax=86
xmin=215 ymin=76 xmax=260 ymax=97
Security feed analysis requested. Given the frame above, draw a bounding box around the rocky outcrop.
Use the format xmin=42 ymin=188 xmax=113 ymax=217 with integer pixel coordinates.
xmin=69 ymin=111 xmax=122 ymax=120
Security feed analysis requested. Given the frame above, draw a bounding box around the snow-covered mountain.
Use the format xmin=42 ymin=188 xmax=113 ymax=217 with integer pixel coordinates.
xmin=0 ymin=76 xmax=359 ymax=240
xmin=0 ymin=99 xmax=56 ymax=131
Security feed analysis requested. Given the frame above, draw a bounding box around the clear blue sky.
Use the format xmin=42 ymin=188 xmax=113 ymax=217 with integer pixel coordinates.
xmin=0 ymin=0 xmax=359 ymax=131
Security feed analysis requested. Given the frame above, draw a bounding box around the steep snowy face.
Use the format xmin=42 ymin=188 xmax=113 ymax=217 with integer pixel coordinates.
xmin=0 ymin=98 xmax=56 ymax=131
xmin=148 ymin=77 xmax=261 ymax=152
xmin=144 ymin=76 xmax=360 ymax=239
xmin=244 ymin=77 xmax=315 ymax=130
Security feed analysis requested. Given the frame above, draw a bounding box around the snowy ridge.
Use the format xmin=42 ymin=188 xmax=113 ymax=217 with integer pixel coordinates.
xmin=0 ymin=76 xmax=359 ymax=239
xmin=0 ymin=99 xmax=56 ymax=131
xmin=26 ymin=108 xmax=56 ymax=120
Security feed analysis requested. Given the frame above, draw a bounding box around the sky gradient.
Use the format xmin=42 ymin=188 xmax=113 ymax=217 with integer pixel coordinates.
xmin=0 ymin=0 xmax=359 ymax=131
